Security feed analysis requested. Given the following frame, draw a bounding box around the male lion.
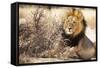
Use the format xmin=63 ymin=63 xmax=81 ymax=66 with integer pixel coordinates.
xmin=62 ymin=9 xmax=96 ymax=60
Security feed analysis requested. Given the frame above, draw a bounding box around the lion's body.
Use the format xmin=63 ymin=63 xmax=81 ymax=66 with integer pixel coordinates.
xmin=76 ymin=35 xmax=95 ymax=59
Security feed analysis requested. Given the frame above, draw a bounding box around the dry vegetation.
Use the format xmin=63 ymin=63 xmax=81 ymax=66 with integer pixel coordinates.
xmin=19 ymin=5 xmax=96 ymax=64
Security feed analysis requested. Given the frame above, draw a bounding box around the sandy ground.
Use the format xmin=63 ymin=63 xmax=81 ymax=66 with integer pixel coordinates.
xmin=19 ymin=57 xmax=96 ymax=64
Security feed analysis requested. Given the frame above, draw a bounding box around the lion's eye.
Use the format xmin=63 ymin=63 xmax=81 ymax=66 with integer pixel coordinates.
xmin=73 ymin=22 xmax=76 ymax=23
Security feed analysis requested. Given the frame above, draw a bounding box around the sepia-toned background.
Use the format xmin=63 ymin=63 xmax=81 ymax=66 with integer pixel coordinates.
xmin=19 ymin=5 xmax=96 ymax=64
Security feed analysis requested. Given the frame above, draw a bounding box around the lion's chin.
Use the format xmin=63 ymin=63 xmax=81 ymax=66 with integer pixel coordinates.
xmin=66 ymin=31 xmax=73 ymax=35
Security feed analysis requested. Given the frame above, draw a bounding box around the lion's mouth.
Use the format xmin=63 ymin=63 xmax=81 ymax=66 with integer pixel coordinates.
xmin=65 ymin=28 xmax=73 ymax=34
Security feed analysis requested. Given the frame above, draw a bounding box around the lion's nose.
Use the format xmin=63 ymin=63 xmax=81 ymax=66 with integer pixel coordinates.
xmin=69 ymin=28 xmax=72 ymax=30
xmin=68 ymin=28 xmax=72 ymax=31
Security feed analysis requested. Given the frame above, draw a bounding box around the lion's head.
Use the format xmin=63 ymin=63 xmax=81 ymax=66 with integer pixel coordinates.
xmin=63 ymin=9 xmax=86 ymax=37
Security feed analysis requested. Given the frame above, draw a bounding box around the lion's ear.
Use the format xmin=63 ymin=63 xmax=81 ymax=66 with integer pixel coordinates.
xmin=62 ymin=8 xmax=73 ymax=23
xmin=74 ymin=9 xmax=84 ymax=21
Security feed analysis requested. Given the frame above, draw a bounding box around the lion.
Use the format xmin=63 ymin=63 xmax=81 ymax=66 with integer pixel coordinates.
xmin=62 ymin=8 xmax=96 ymax=60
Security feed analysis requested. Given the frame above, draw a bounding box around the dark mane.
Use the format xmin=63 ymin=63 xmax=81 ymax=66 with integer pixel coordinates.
xmin=62 ymin=19 xmax=87 ymax=47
